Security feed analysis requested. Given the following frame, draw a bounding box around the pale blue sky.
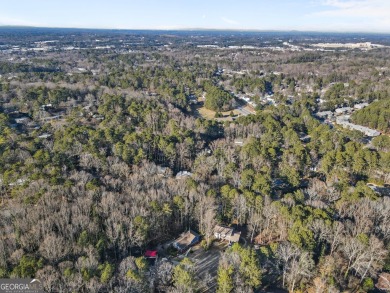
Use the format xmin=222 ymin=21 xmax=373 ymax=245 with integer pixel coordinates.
xmin=1 ymin=0 xmax=390 ymax=32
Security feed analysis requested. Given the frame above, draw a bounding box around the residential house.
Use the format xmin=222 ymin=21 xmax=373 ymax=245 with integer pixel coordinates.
xmin=315 ymin=111 xmax=333 ymax=119
xmin=335 ymin=107 xmax=352 ymax=115
xmin=213 ymin=225 xmax=241 ymax=243
xmin=172 ymin=230 xmax=201 ymax=252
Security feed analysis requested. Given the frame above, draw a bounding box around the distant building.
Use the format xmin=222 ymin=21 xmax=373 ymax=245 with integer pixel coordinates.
xmin=92 ymin=114 xmax=105 ymax=120
xmin=213 ymin=225 xmax=241 ymax=243
xmin=335 ymin=117 xmax=381 ymax=137
xmin=354 ymin=102 xmax=369 ymax=110
xmin=157 ymin=166 xmax=170 ymax=177
xmin=38 ymin=106 xmax=66 ymax=122
xmin=40 ymin=103 xmax=53 ymax=110
xmin=173 ymin=230 xmax=201 ymax=252
xmin=299 ymin=135 xmax=311 ymax=143
xmin=187 ymin=95 xmax=198 ymax=105
xmin=335 ymin=115 xmax=350 ymax=124
xmin=38 ymin=133 xmax=52 ymax=139
xmin=8 ymin=178 xmax=27 ymax=186
xmin=234 ymin=139 xmax=244 ymax=146
xmin=176 ymin=171 xmax=192 ymax=179
xmin=335 ymin=107 xmax=352 ymax=115
xmin=315 ymin=111 xmax=333 ymax=119
xmin=15 ymin=117 xmax=29 ymax=124
xmin=272 ymin=178 xmax=288 ymax=189
xmin=41 ymin=115 xmax=62 ymax=122
xmin=266 ymin=96 xmax=276 ymax=104
xmin=317 ymin=98 xmax=326 ymax=104
xmin=360 ymin=127 xmax=381 ymax=137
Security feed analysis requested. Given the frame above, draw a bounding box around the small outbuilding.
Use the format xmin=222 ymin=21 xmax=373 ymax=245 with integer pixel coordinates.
xmin=144 ymin=250 xmax=158 ymax=259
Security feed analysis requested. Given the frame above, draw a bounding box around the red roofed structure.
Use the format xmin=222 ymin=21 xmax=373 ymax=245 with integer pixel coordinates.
xmin=144 ymin=250 xmax=158 ymax=258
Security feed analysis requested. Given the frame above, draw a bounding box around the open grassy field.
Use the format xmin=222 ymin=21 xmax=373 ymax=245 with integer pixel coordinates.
xmin=195 ymin=106 xmax=243 ymax=120
xmin=197 ymin=106 xmax=216 ymax=119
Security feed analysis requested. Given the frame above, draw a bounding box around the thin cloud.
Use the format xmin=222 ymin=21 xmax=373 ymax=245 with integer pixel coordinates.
xmin=322 ymin=0 xmax=366 ymax=9
xmin=0 ymin=15 xmax=39 ymax=26
xmin=304 ymin=0 xmax=390 ymax=31
xmin=221 ymin=17 xmax=239 ymax=25
xmin=316 ymin=0 xmax=390 ymax=17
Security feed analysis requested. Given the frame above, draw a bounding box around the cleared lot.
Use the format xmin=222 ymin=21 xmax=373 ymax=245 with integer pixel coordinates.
xmin=175 ymin=241 xmax=228 ymax=292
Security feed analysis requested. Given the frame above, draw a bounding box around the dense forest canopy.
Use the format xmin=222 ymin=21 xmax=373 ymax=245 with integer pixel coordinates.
xmin=0 ymin=29 xmax=389 ymax=293
xmin=204 ymin=83 xmax=236 ymax=111
xmin=351 ymin=98 xmax=390 ymax=133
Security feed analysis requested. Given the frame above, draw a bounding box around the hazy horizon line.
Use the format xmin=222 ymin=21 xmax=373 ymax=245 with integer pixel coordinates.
xmin=1 ymin=24 xmax=390 ymax=35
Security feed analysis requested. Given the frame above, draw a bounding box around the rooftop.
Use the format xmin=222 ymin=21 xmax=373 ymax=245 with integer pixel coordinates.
xmin=354 ymin=102 xmax=369 ymax=109
xmin=214 ymin=225 xmax=234 ymax=236
xmin=174 ymin=230 xmax=199 ymax=250
xmin=176 ymin=171 xmax=192 ymax=179
xmin=315 ymin=111 xmax=333 ymax=117
xmin=144 ymin=250 xmax=158 ymax=258
xmin=335 ymin=107 xmax=352 ymax=114
xmin=229 ymin=231 xmax=241 ymax=243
